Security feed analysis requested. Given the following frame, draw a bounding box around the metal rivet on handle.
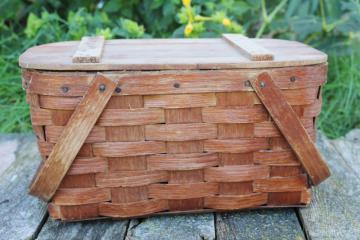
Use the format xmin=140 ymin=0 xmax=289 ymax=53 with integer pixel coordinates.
xmin=290 ymin=76 xmax=296 ymax=82
xmin=61 ymin=86 xmax=69 ymax=93
xmin=99 ymin=84 xmax=106 ymax=92
xmin=115 ymin=87 xmax=122 ymax=93
xmin=260 ymin=81 xmax=266 ymax=88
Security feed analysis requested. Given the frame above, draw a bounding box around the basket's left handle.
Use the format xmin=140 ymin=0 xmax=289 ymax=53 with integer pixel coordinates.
xmin=29 ymin=74 xmax=117 ymax=201
xmin=250 ymin=72 xmax=330 ymax=185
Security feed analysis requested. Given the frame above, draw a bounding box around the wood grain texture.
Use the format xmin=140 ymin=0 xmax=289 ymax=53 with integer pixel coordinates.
xmin=145 ymin=123 xmax=217 ymax=141
xmin=92 ymin=141 xmax=166 ymax=157
xmin=202 ymin=106 xmax=268 ymax=123
xmin=19 ymin=38 xmax=327 ymax=71
xmin=99 ymin=199 xmax=169 ymax=218
xmin=29 ymin=74 xmax=118 ymax=201
xmin=72 ymin=36 xmax=105 ymax=63
xmin=67 ymin=157 xmax=107 ymax=175
xmin=204 ymin=165 xmax=270 ymax=182
xmin=97 ymin=108 xmax=165 ymax=126
xmin=216 ymin=209 xmax=306 ymax=240
xmin=148 ymin=182 xmax=218 ymax=199
xmin=95 ymin=170 xmax=168 ymax=187
xmin=253 ymin=150 xmax=300 ymax=166
xmin=0 ymin=135 xmax=48 ymax=240
xmin=299 ymin=132 xmax=360 ymax=240
xmin=147 ymin=153 xmax=219 ymax=171
xmin=253 ymin=175 xmax=308 ymax=192
xmin=52 ymin=188 xmax=111 ymax=205
xmin=204 ymin=138 xmax=269 ymax=153
xmin=205 ymin=193 xmax=268 ymax=210
xmin=144 ymin=93 xmax=216 ymax=108
xmin=251 ymin=72 xmax=330 ymax=185
xmin=24 ymin=65 xmax=326 ymax=96
xmin=222 ymin=34 xmax=274 ymax=61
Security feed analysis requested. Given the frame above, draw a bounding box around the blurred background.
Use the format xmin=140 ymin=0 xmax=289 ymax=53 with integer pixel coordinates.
xmin=0 ymin=0 xmax=359 ymax=138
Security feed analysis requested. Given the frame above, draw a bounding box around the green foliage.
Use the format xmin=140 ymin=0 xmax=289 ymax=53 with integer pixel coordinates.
xmin=0 ymin=0 xmax=359 ymax=138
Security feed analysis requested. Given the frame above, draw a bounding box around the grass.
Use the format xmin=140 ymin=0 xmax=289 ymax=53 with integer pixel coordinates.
xmin=318 ymin=53 xmax=360 ymax=138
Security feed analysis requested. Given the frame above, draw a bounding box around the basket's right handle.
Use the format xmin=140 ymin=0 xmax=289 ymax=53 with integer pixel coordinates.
xmin=222 ymin=34 xmax=274 ymax=61
xmin=250 ymin=72 xmax=330 ymax=185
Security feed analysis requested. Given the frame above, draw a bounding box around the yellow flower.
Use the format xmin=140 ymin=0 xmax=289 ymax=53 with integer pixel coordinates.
xmin=222 ymin=18 xmax=231 ymax=26
xmin=184 ymin=23 xmax=193 ymax=36
xmin=182 ymin=0 xmax=191 ymax=7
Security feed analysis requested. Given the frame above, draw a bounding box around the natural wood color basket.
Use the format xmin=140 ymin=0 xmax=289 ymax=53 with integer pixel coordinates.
xmin=20 ymin=35 xmax=330 ymax=221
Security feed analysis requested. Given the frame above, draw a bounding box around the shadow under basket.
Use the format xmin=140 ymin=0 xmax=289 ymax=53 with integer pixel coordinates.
xmin=19 ymin=34 xmax=330 ymax=221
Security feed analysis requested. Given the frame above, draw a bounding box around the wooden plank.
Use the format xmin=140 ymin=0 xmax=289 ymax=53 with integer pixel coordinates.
xmin=19 ymin=38 xmax=327 ymax=71
xmin=29 ymin=74 xmax=118 ymax=201
xmin=216 ymin=209 xmax=305 ymax=239
xmin=145 ymin=123 xmax=217 ymax=141
xmin=37 ymin=218 xmax=128 ymax=240
xmin=0 ymin=134 xmax=48 ymax=240
xmin=25 ymin=65 xmax=326 ymax=97
xmin=222 ymin=34 xmax=274 ymax=61
xmin=298 ymin=131 xmax=360 ymax=239
xmin=251 ymin=72 xmax=330 ymax=185
xmin=125 ymin=214 xmax=215 ymax=239
xmin=72 ymin=36 xmax=105 ymax=63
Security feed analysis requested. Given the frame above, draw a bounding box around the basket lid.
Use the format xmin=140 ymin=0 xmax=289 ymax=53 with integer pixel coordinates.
xmin=19 ymin=34 xmax=327 ymax=71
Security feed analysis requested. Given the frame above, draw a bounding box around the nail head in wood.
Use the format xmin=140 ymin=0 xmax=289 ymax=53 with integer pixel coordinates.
xmin=290 ymin=76 xmax=296 ymax=82
xmin=173 ymin=83 xmax=180 ymax=88
xmin=115 ymin=87 xmax=122 ymax=93
xmin=244 ymin=80 xmax=251 ymax=87
xmin=99 ymin=84 xmax=106 ymax=92
xmin=61 ymin=86 xmax=69 ymax=93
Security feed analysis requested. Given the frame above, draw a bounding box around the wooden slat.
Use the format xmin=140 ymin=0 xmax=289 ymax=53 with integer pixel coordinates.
xmin=52 ymin=188 xmax=110 ymax=205
xmin=147 ymin=153 xmax=219 ymax=171
xmin=72 ymin=36 xmax=105 ymax=63
xmin=251 ymin=72 xmax=330 ymax=185
xmin=216 ymin=209 xmax=305 ymax=239
xmin=204 ymin=138 xmax=269 ymax=153
xmin=92 ymin=141 xmax=166 ymax=157
xmin=253 ymin=150 xmax=300 ymax=166
xmin=99 ymin=199 xmax=169 ymax=218
xmin=148 ymin=182 xmax=218 ymax=199
xmin=144 ymin=93 xmax=216 ymax=108
xmin=299 ymin=132 xmax=360 ymax=239
xmin=145 ymin=123 xmax=217 ymax=141
xmin=20 ymin=38 xmax=327 ymax=71
xmin=46 ymin=125 xmax=106 ymax=143
xmin=97 ymin=108 xmax=165 ymax=126
xmin=95 ymin=170 xmax=168 ymax=187
xmin=67 ymin=157 xmax=107 ymax=175
xmin=204 ymin=165 xmax=270 ymax=182
xmin=205 ymin=193 xmax=268 ymax=210
xmin=222 ymin=34 xmax=274 ymax=61
xmin=0 ymin=135 xmax=47 ymax=239
xmin=202 ymin=106 xmax=268 ymax=123
xmin=25 ymin=65 xmax=326 ymax=96
xmin=111 ymin=186 xmax=148 ymax=203
xmin=253 ymin=175 xmax=308 ymax=192
xmin=29 ymin=74 xmax=117 ymax=201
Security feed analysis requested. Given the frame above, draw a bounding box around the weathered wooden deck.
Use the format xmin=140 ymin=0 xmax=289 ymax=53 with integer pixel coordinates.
xmin=0 ymin=130 xmax=359 ymax=240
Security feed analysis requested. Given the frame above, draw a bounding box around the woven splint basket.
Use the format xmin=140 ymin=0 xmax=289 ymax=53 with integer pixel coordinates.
xmin=19 ymin=34 xmax=330 ymax=221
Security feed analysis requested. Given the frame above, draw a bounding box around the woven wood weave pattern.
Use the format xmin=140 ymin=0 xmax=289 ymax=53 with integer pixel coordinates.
xmin=23 ymin=64 xmax=325 ymax=220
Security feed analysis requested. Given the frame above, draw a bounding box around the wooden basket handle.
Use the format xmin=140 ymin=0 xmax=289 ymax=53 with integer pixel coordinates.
xmin=29 ymin=74 xmax=118 ymax=201
xmin=250 ymin=72 xmax=330 ymax=185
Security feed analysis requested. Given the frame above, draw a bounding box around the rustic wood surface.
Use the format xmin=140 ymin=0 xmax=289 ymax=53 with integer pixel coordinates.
xmin=29 ymin=74 xmax=118 ymax=201
xmin=222 ymin=34 xmax=274 ymax=61
xmin=19 ymin=38 xmax=327 ymax=71
xmin=251 ymin=72 xmax=330 ymax=185
xmin=0 ymin=130 xmax=359 ymax=239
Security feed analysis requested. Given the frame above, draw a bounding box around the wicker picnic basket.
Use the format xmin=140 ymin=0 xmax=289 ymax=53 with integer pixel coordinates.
xmin=19 ymin=34 xmax=330 ymax=221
